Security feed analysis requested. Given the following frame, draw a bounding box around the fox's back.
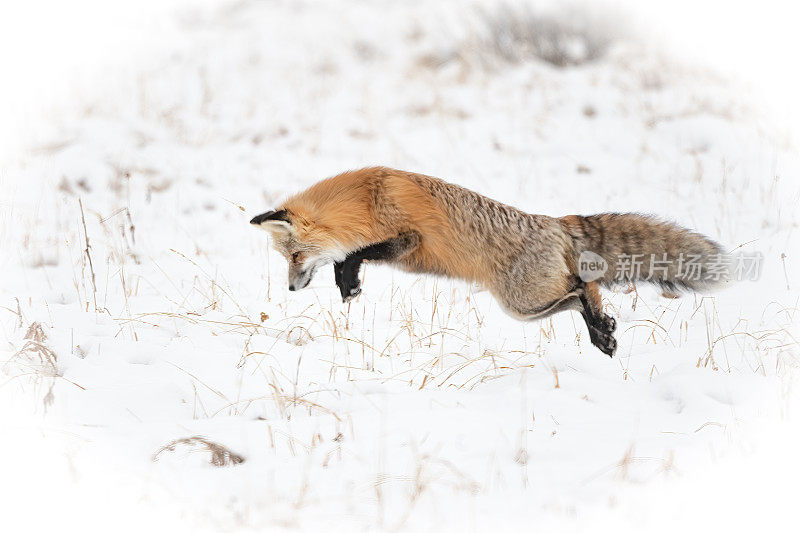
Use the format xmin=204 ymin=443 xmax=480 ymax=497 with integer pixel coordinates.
xmin=374 ymin=169 xmax=570 ymax=286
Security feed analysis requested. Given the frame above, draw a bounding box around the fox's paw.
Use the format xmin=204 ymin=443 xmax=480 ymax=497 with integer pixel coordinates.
xmin=599 ymin=334 xmax=617 ymax=357
xmin=339 ymin=274 xmax=362 ymax=302
xmin=336 ymin=264 xmax=362 ymax=302
xmin=342 ymin=285 xmax=361 ymax=303
xmin=589 ymin=327 xmax=617 ymax=357
xmin=596 ymin=314 xmax=616 ymax=334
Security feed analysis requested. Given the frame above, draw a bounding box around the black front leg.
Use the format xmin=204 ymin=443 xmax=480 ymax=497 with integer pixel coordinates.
xmin=334 ymin=259 xmax=362 ymax=302
xmin=334 ymin=260 xmax=343 ymax=289
xmin=333 ymin=231 xmax=420 ymax=302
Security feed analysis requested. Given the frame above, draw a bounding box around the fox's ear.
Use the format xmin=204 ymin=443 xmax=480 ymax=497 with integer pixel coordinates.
xmin=250 ymin=209 xmax=293 ymax=233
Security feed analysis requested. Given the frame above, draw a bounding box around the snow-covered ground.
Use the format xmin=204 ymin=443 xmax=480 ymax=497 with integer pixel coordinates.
xmin=2 ymin=1 xmax=799 ymax=531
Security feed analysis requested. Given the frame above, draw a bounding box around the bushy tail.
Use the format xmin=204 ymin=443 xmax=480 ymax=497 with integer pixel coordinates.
xmin=561 ymin=213 xmax=731 ymax=293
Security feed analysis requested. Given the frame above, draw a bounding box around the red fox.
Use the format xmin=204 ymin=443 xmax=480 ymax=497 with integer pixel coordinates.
xmin=251 ymin=167 xmax=729 ymax=356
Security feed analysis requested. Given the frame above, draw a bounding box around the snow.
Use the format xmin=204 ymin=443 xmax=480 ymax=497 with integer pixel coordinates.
xmin=1 ymin=1 xmax=799 ymax=531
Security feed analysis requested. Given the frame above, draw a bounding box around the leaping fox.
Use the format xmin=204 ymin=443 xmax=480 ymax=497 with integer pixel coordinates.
xmin=250 ymin=167 xmax=729 ymax=356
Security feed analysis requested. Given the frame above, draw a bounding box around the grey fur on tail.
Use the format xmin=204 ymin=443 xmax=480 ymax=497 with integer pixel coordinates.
xmin=569 ymin=213 xmax=731 ymax=293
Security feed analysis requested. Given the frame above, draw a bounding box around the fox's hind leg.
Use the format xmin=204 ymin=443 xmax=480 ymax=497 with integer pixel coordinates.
xmin=580 ymin=281 xmax=616 ymax=334
xmin=334 ymin=231 xmax=421 ymax=302
xmin=497 ymin=276 xmax=617 ymax=357
xmin=577 ymin=281 xmax=617 ymax=357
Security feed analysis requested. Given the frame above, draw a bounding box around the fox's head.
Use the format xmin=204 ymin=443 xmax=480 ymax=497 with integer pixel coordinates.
xmin=250 ymin=209 xmax=345 ymax=291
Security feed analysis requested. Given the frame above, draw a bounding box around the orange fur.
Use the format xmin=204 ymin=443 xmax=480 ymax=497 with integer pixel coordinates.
xmin=279 ymin=167 xmax=492 ymax=284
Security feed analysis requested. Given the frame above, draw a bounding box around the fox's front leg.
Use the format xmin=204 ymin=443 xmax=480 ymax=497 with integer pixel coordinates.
xmin=334 ymin=260 xmax=361 ymax=302
xmin=334 ymin=231 xmax=421 ymax=302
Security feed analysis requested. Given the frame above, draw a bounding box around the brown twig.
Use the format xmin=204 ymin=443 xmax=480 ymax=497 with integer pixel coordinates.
xmin=78 ymin=198 xmax=98 ymax=311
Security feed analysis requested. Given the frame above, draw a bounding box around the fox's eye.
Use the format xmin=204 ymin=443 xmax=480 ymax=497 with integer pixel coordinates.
xmin=291 ymin=252 xmax=300 ymax=262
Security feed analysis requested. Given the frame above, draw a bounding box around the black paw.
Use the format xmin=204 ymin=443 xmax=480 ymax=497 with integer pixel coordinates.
xmin=596 ymin=313 xmax=616 ymax=334
xmin=341 ymin=284 xmax=361 ymax=302
xmin=588 ymin=326 xmax=617 ymax=357
xmin=335 ymin=261 xmax=362 ymax=302
xmin=337 ymin=270 xmax=362 ymax=302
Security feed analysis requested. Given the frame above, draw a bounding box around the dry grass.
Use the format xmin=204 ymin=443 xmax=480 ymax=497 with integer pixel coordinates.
xmin=152 ymin=436 xmax=245 ymax=467
xmin=6 ymin=322 xmax=58 ymax=375
xmin=476 ymin=4 xmax=614 ymax=67
xmin=418 ymin=3 xmax=624 ymax=73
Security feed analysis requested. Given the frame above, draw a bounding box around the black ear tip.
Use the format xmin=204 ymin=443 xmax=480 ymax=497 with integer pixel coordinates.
xmin=250 ymin=209 xmax=290 ymax=226
xmin=250 ymin=210 xmax=277 ymax=225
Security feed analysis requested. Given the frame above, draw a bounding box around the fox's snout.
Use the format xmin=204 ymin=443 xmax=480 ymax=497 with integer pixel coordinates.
xmin=288 ymin=263 xmax=316 ymax=292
